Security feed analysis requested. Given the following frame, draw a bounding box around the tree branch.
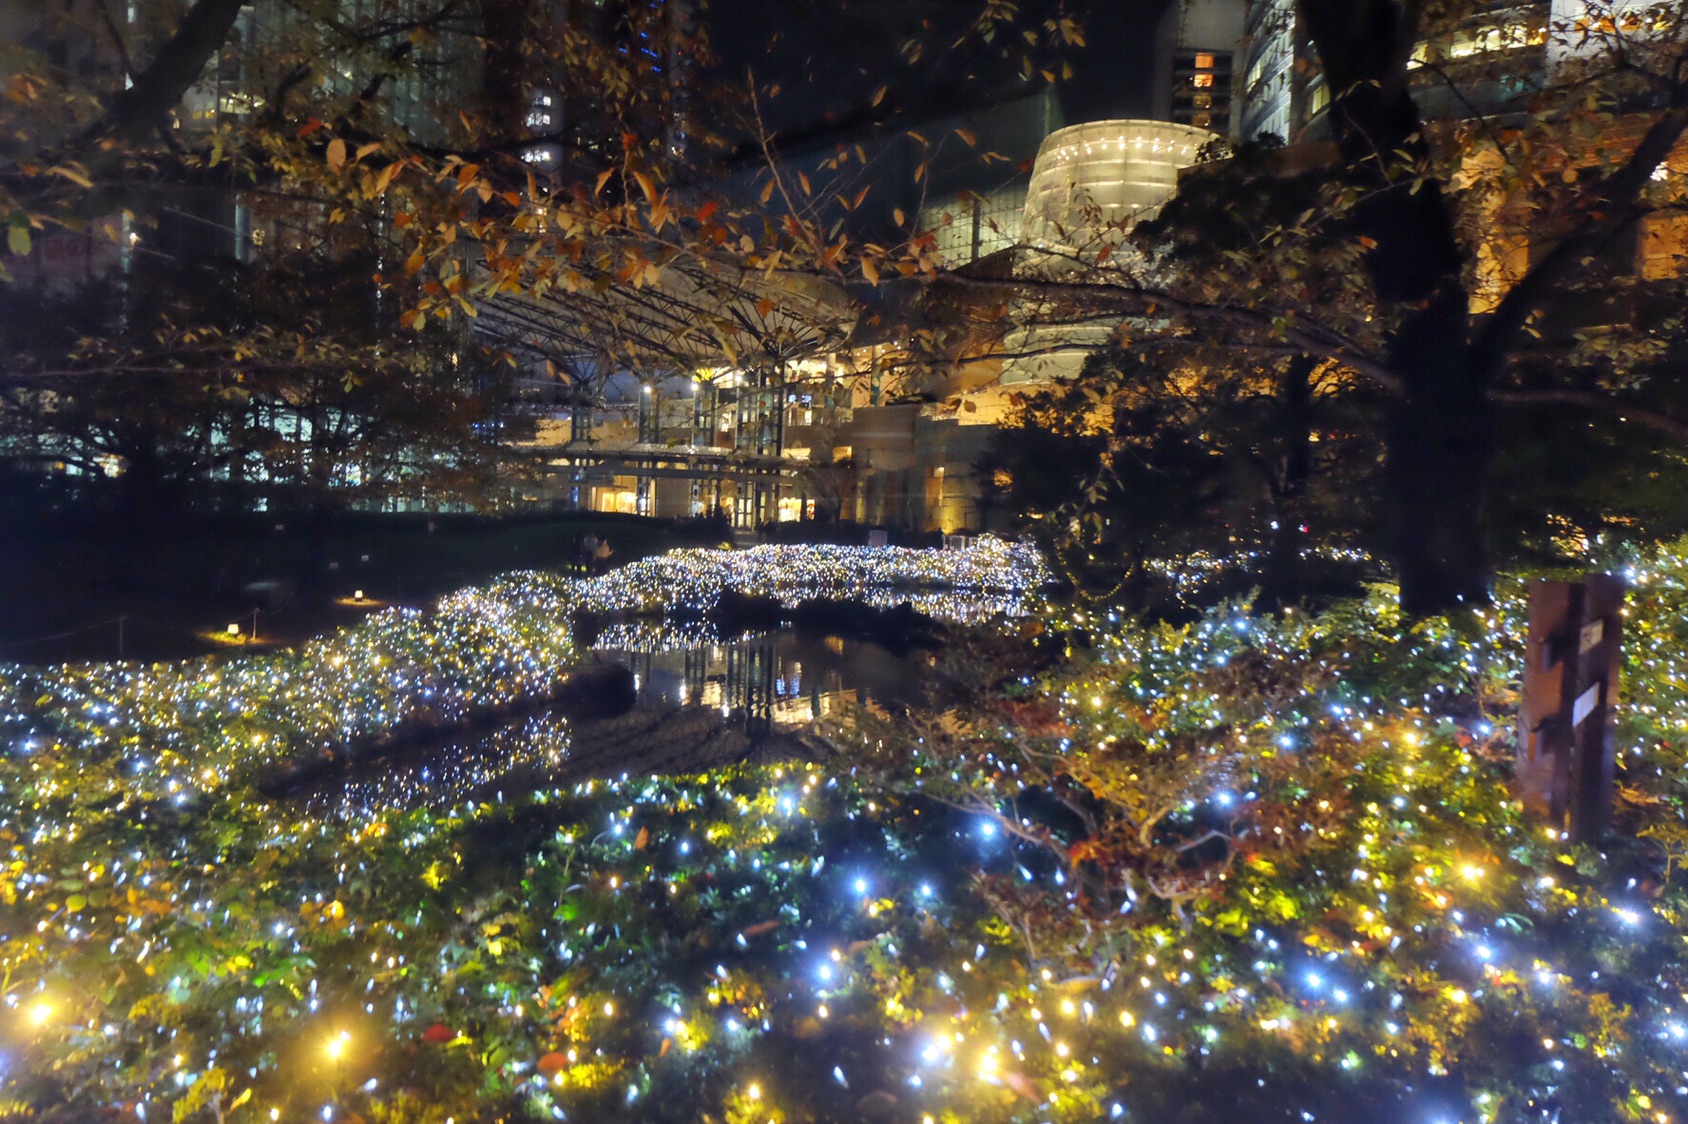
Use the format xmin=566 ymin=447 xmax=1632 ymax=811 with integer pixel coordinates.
xmin=933 ymin=269 xmax=1404 ymax=391
xmin=1471 ymin=75 xmax=1688 ymax=382
xmin=78 ymin=0 xmax=250 ymax=148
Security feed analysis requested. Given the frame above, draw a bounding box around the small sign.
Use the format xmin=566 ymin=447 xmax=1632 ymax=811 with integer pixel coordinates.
xmin=1579 ymin=617 xmax=1605 ymax=654
xmin=1572 ymin=682 xmax=1602 ymax=727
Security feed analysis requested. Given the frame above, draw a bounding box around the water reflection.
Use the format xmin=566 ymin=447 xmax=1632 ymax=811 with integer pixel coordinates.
xmin=307 ymin=589 xmax=1017 ymax=820
xmin=610 ymin=629 xmax=924 ymax=741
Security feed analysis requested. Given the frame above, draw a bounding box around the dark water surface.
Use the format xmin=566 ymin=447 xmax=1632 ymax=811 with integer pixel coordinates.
xmin=302 ymin=625 xmax=930 ymax=819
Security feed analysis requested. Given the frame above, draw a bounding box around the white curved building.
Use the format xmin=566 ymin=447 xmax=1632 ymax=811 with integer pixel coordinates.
xmin=1021 ymin=119 xmax=1214 ymax=251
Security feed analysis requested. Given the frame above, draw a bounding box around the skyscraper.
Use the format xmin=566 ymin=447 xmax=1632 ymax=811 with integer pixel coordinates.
xmin=1152 ymin=0 xmax=1247 ymax=134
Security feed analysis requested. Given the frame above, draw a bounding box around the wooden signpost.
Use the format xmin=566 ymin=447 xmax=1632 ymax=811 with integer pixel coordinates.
xmin=1516 ymin=574 xmax=1624 ymax=843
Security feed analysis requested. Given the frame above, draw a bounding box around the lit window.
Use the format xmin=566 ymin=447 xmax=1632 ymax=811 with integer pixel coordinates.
xmin=1192 ymin=113 xmax=1212 ymax=127
xmin=1195 ymin=52 xmax=1214 ymax=69
xmin=1192 ymin=73 xmax=1213 ymax=88
xmin=1193 ymin=93 xmax=1212 ymax=109
xmin=1640 ymin=213 xmax=1688 ymax=281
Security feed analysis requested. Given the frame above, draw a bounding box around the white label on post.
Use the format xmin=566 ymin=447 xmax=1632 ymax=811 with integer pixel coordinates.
xmin=1572 ymin=682 xmax=1602 ymax=726
xmin=1579 ymin=618 xmax=1605 ymax=655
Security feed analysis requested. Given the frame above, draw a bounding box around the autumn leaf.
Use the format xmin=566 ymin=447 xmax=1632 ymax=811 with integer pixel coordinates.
xmin=7 ymin=214 xmax=31 ymax=257
xmin=422 ymin=1024 xmax=456 ymax=1044
xmin=537 ymin=1051 xmax=569 ymax=1073
xmin=326 ymin=138 xmax=346 ymax=172
xmin=1002 ymin=1071 xmax=1044 ymax=1104
xmin=47 ymin=164 xmax=93 ymax=189
xmin=634 ymin=826 xmax=650 ymax=850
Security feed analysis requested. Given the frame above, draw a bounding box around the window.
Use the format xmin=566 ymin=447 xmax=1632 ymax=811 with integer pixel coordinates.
xmin=1192 ymin=73 xmax=1213 ymax=88
xmin=1193 ymin=93 xmax=1212 ymax=109
xmin=1194 ymin=52 xmax=1214 ymax=69
xmin=1640 ymin=213 xmax=1688 ymax=281
xmin=1192 ymin=112 xmax=1212 ymax=127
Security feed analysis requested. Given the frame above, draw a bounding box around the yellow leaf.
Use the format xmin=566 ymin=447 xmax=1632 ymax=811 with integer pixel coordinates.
xmin=355 ymin=141 xmax=381 ymax=161
xmin=633 ymin=170 xmax=657 ymax=202
xmin=326 ymin=138 xmax=346 ymax=172
xmin=862 ymin=256 xmax=879 ymax=284
xmin=48 ymin=164 xmax=93 ymax=188
xmin=893 ymin=208 xmax=906 ymax=227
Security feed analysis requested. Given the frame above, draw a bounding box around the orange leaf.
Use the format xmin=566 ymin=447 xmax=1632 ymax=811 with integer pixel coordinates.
xmin=1003 ymin=1071 xmax=1044 ymax=1104
xmin=422 ymin=1024 xmax=455 ymax=1043
xmin=634 ymin=826 xmax=650 ymax=850
xmin=326 ymin=138 xmax=346 ymax=172
xmin=537 ymin=1052 xmax=569 ymax=1074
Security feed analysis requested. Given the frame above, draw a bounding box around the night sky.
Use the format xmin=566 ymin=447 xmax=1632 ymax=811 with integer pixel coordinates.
xmin=704 ymin=0 xmax=1175 ymax=145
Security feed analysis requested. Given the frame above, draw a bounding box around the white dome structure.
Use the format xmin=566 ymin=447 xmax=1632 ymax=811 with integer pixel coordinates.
xmin=1021 ymin=119 xmax=1214 ymax=250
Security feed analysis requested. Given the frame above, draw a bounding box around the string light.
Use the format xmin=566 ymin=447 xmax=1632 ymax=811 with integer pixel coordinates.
xmin=2 ymin=538 xmax=1688 ymax=1122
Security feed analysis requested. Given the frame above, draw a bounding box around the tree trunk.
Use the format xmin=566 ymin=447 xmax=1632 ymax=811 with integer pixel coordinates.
xmin=1262 ymin=355 xmax=1315 ymax=608
xmin=1386 ymin=293 xmax=1494 ymax=615
xmin=1298 ymin=0 xmax=1489 ymax=613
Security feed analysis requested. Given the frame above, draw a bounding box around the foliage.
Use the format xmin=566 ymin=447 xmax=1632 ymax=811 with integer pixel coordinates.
xmin=8 ymin=540 xmax=1688 ymax=1121
xmin=984 ymin=340 xmax=1380 ymax=609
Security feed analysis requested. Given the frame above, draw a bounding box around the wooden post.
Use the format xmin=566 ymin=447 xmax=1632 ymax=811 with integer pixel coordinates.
xmin=1516 ymin=574 xmax=1624 ymax=843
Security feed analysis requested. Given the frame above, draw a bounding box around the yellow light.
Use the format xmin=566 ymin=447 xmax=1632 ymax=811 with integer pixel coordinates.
xmin=326 ymin=1030 xmax=350 ymax=1059
xmin=27 ymin=1001 xmax=51 ymax=1027
xmin=747 ymin=1083 xmax=761 ymax=1101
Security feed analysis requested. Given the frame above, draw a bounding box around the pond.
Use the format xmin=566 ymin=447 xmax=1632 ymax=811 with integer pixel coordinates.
xmin=304 ymin=585 xmax=1026 ymax=820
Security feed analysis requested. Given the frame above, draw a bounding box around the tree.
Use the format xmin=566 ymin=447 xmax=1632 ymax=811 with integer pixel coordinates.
xmin=884 ymin=4 xmax=1688 ymax=613
xmin=983 ymin=336 xmax=1379 ymax=610
xmin=0 ymin=0 xmax=561 ymax=512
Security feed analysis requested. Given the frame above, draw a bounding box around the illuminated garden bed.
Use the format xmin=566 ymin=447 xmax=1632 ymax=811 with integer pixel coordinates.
xmin=5 ymin=540 xmax=1688 ymax=1122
